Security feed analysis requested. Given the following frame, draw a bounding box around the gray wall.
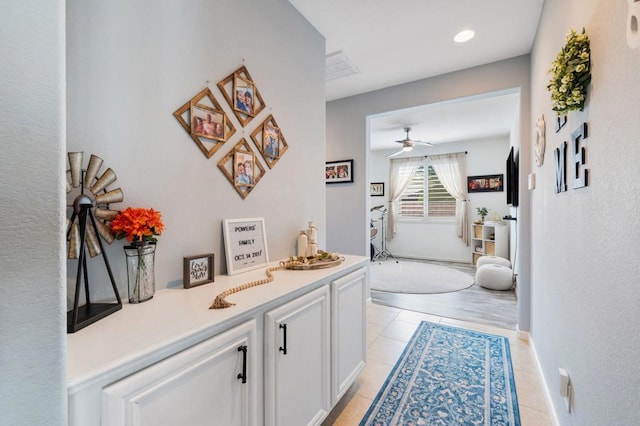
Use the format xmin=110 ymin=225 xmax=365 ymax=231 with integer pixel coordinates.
xmin=1 ymin=0 xmax=324 ymax=423
xmin=529 ymin=1 xmax=640 ymax=424
xmin=326 ymin=55 xmax=532 ymax=325
xmin=66 ymin=0 xmax=326 ymax=300
xmin=0 ymin=0 xmax=67 ymax=424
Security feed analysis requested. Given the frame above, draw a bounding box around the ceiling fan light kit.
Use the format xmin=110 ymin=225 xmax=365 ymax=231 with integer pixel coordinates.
xmin=386 ymin=127 xmax=433 ymax=157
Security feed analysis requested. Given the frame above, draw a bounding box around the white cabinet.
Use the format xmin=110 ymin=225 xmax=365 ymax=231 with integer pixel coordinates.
xmin=67 ymin=256 xmax=368 ymax=426
xmin=471 ymin=221 xmax=509 ymax=265
xmin=101 ymin=320 xmax=258 ymax=426
xmin=331 ymin=268 xmax=367 ymax=405
xmin=264 ymin=286 xmax=331 ymax=426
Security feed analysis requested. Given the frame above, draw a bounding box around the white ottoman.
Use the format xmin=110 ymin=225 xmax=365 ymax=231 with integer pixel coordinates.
xmin=475 ymin=264 xmax=513 ymax=290
xmin=476 ymin=255 xmax=511 ymax=269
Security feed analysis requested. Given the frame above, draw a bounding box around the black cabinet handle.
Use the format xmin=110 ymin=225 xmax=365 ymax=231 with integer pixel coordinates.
xmin=237 ymin=345 xmax=247 ymax=383
xmin=279 ymin=323 xmax=287 ymax=355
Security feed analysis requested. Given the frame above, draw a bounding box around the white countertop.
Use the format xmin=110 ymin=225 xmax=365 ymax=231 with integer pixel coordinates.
xmin=67 ymin=255 xmax=368 ymax=392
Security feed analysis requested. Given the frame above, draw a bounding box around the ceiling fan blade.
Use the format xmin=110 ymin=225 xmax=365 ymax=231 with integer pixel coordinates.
xmin=385 ymin=149 xmax=405 ymax=158
xmin=414 ymin=140 xmax=434 ymax=147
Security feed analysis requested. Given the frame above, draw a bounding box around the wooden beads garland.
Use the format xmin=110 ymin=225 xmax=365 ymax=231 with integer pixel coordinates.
xmin=209 ymin=266 xmax=283 ymax=309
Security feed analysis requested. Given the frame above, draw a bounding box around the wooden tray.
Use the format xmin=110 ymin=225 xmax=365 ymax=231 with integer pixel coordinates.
xmin=280 ymin=255 xmax=344 ymax=270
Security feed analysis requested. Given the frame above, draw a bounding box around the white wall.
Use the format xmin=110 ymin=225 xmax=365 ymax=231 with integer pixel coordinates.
xmin=370 ymin=136 xmax=510 ymax=262
xmin=530 ymin=1 xmax=640 ymax=424
xmin=66 ymin=0 xmax=325 ymax=301
xmin=0 ymin=1 xmax=67 ymax=424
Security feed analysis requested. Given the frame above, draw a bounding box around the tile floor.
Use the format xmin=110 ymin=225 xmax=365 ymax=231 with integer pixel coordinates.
xmin=323 ymin=302 xmax=552 ymax=426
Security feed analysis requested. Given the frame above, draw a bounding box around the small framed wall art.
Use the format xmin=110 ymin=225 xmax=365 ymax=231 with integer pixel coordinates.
xmin=467 ymin=174 xmax=504 ymax=193
xmin=173 ymin=87 xmax=236 ymax=158
xmin=325 ymin=159 xmax=354 ymax=184
xmin=233 ymin=150 xmax=256 ymax=189
xmin=183 ymin=253 xmax=215 ymax=289
xmin=222 ymin=217 xmax=269 ymax=276
xmin=218 ymin=66 xmax=266 ymax=127
xmin=370 ymin=182 xmax=385 ymax=196
xmin=217 ymin=138 xmax=266 ymax=199
xmin=250 ymin=114 xmax=289 ymax=169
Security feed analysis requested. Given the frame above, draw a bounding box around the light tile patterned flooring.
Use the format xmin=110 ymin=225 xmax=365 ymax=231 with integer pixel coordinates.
xmin=323 ymin=302 xmax=552 ymax=426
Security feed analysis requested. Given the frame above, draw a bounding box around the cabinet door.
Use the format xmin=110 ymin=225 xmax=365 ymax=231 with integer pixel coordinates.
xmin=331 ymin=268 xmax=367 ymax=405
xmin=102 ymin=320 xmax=258 ymax=426
xmin=264 ymin=286 xmax=330 ymax=426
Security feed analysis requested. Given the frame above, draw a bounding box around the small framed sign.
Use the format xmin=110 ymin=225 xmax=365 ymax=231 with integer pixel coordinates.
xmin=183 ymin=253 xmax=215 ymax=288
xmin=370 ymin=182 xmax=385 ymax=196
xmin=222 ymin=217 xmax=269 ymax=275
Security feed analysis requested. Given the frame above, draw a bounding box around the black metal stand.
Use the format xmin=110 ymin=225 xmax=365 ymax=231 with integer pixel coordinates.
xmin=67 ymin=196 xmax=122 ymax=333
xmin=372 ymin=209 xmax=398 ymax=264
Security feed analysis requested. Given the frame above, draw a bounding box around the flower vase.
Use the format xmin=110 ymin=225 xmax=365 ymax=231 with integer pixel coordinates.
xmin=124 ymin=242 xmax=156 ymax=303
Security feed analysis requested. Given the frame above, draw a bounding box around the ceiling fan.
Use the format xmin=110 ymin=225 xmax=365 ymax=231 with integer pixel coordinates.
xmin=386 ymin=127 xmax=433 ymax=158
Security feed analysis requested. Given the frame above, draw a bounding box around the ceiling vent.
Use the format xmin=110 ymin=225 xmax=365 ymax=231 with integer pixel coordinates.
xmin=326 ymin=51 xmax=360 ymax=82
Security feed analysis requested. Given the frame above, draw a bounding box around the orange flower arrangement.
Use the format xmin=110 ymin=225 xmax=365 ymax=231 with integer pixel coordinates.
xmin=110 ymin=207 xmax=164 ymax=243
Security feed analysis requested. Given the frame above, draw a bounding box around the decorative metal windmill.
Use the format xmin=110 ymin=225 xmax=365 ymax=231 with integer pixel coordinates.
xmin=66 ymin=152 xmax=123 ymax=333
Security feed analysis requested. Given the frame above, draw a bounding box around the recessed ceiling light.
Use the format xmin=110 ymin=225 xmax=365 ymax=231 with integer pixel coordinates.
xmin=454 ymin=30 xmax=475 ymax=43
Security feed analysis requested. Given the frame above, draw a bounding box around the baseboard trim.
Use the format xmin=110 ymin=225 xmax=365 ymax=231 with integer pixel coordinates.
xmin=387 ymin=254 xmax=472 ymax=264
xmin=515 ymin=325 xmax=529 ymax=341
xmin=529 ymin=335 xmax=561 ymax=426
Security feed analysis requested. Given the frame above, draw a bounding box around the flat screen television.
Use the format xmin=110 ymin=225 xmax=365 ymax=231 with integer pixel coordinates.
xmin=506 ymin=147 xmax=519 ymax=207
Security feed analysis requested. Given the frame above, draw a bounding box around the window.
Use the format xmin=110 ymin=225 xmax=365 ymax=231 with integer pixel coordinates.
xmin=398 ymin=164 xmax=456 ymax=218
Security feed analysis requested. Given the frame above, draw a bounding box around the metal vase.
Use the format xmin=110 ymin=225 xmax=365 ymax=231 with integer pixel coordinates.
xmin=124 ymin=242 xmax=156 ymax=303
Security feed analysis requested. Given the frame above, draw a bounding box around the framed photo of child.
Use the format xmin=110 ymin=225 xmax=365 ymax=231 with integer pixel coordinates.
xmin=233 ymin=74 xmax=255 ymax=117
xmin=233 ymin=150 xmax=256 ymax=188
xmin=263 ymin=123 xmax=280 ymax=159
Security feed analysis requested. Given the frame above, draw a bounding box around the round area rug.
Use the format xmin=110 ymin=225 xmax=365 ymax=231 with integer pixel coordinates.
xmin=370 ymin=260 xmax=474 ymax=294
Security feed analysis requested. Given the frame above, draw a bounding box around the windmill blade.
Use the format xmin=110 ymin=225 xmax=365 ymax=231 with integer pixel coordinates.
xmin=90 ymin=168 xmax=117 ymax=195
xmin=84 ymin=154 xmax=104 ymax=187
xmin=95 ymin=187 xmax=123 ymax=205
xmin=86 ymin=222 xmax=102 ymax=258
xmin=68 ymin=221 xmax=80 ymax=259
xmin=68 ymin=152 xmax=84 ymax=188
xmin=95 ymin=219 xmax=116 ymax=244
xmin=66 ymin=171 xmax=72 ymax=194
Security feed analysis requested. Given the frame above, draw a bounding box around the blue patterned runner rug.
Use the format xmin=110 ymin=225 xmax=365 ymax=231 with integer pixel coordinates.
xmin=360 ymin=321 xmax=520 ymax=425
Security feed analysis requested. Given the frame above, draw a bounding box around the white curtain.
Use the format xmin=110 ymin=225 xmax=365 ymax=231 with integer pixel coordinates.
xmin=387 ymin=157 xmax=423 ymax=240
xmin=428 ymin=152 xmax=470 ymax=245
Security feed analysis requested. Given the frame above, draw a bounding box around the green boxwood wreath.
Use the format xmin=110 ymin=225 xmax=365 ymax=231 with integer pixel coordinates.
xmin=547 ymin=28 xmax=591 ymax=116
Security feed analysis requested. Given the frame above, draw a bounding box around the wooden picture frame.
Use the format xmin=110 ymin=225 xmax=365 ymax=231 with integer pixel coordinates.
xmin=233 ymin=74 xmax=256 ymax=117
xmin=183 ymin=253 xmax=215 ymax=288
xmin=222 ymin=217 xmax=269 ymax=276
xmin=218 ymin=66 xmax=266 ymax=127
xmin=217 ymin=138 xmax=266 ymax=199
xmin=467 ymin=174 xmax=504 ymax=193
xmin=190 ymin=104 xmax=226 ymax=141
xmin=250 ymin=114 xmax=288 ymax=169
xmin=325 ymin=159 xmax=354 ymax=184
xmin=370 ymin=182 xmax=385 ymax=196
xmin=173 ymin=87 xmax=236 ymax=158
xmin=233 ymin=150 xmax=256 ymax=189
